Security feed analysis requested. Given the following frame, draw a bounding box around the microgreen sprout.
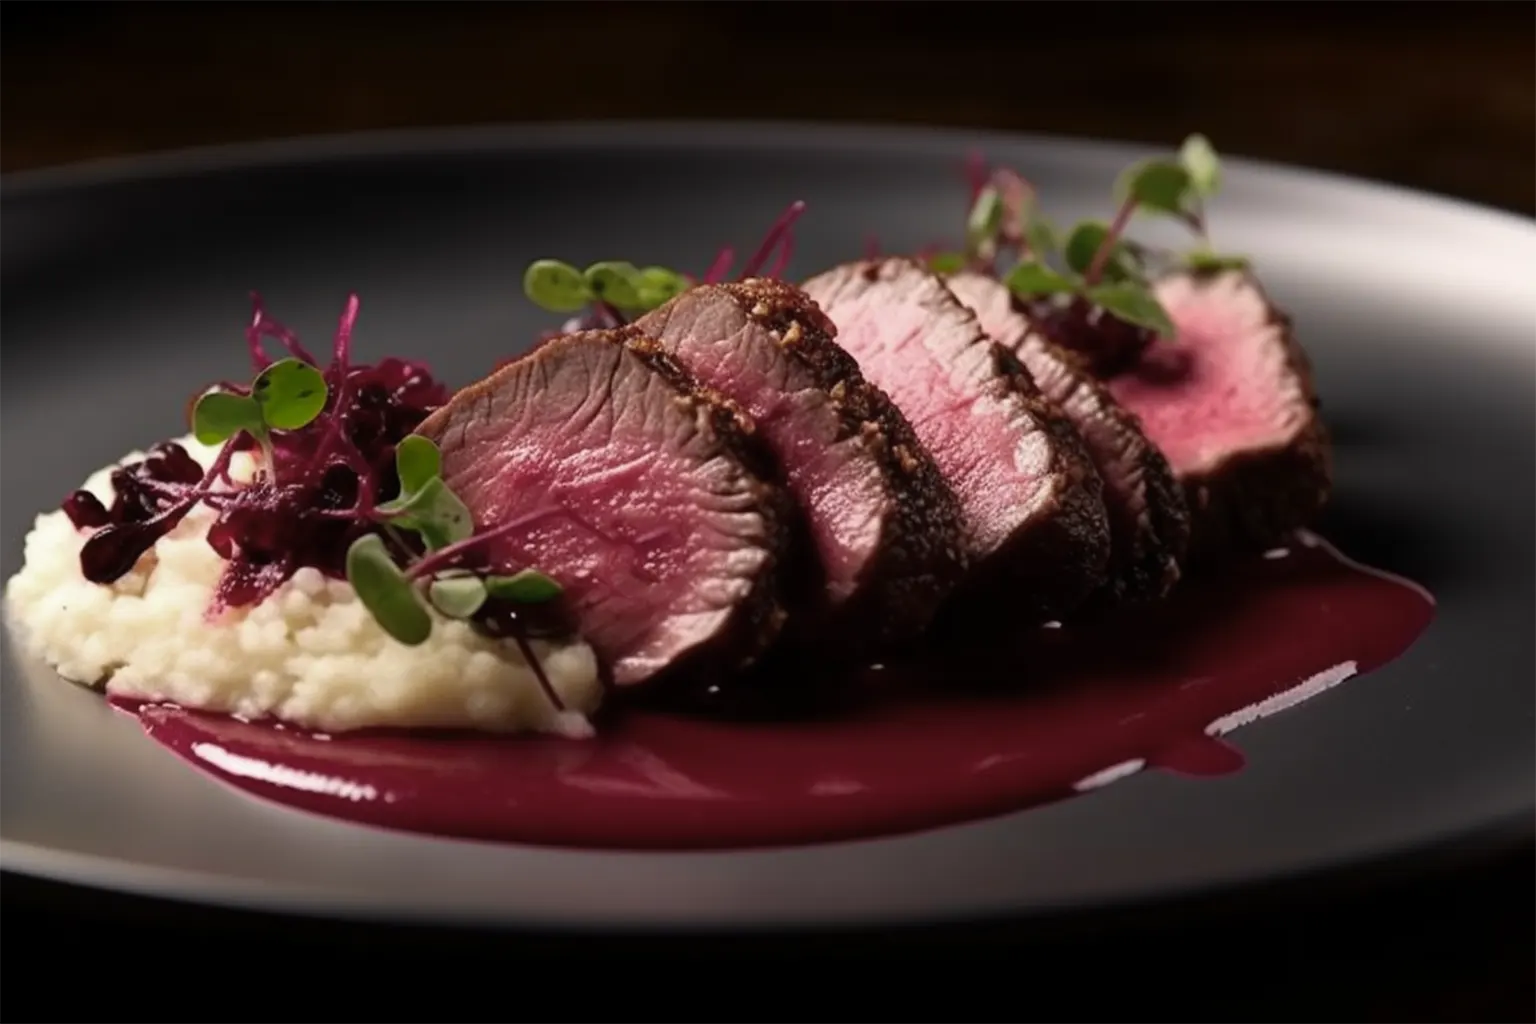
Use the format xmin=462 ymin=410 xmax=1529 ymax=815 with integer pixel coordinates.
xmin=340 ymin=435 xmax=569 ymax=712
xmin=926 ymin=155 xmax=1055 ymax=278
xmin=1106 ymin=133 xmax=1248 ymax=272
xmin=522 ymin=201 xmax=809 ymax=339
xmin=935 ymin=135 xmax=1249 ymax=340
xmin=191 ymin=357 xmax=329 ymax=471
xmin=524 ymin=259 xmax=691 ymax=326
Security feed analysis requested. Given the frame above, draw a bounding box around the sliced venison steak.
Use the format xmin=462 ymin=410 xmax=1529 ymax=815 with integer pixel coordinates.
xmin=633 ymin=279 xmax=967 ymax=651
xmin=804 ymin=258 xmax=1110 ymax=619
xmin=946 ymin=270 xmax=1189 ymax=604
xmin=1103 ymin=269 xmax=1331 ymax=560
xmin=416 ymin=330 xmax=789 ymax=688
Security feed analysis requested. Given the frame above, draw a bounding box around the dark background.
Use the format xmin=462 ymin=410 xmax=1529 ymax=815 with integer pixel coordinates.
xmin=3 ymin=0 xmax=1534 ymax=216
xmin=2 ymin=2 xmax=1532 ymax=1021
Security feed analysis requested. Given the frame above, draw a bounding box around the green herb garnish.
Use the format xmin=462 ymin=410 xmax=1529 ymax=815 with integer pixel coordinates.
xmin=486 ymin=568 xmax=564 ymax=604
xmin=346 ymin=533 xmax=434 ymax=646
xmin=343 ymin=437 xmax=564 ymax=649
xmin=960 ymin=134 xmax=1248 ymax=337
xmin=523 ymin=259 xmax=690 ymax=320
xmin=191 ymin=357 xmax=329 ymax=469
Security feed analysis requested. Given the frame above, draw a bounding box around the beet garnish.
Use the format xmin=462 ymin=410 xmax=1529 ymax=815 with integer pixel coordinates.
xmin=737 ymin=200 xmax=807 ymax=280
xmin=921 ymin=135 xmax=1250 ymax=375
xmin=337 ymin=435 xmax=572 ymax=711
xmin=67 ymin=296 xmax=449 ymax=608
xmin=700 ymin=247 xmax=736 ymax=286
xmin=64 ymin=294 xmax=574 ymax=701
xmin=245 ymin=294 xmax=319 ymax=371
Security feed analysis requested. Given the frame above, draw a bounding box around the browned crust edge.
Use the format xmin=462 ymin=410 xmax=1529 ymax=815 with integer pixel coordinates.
xmin=416 ymin=329 xmax=792 ymax=688
xmin=710 ymin=278 xmax=970 ymax=648
xmin=976 ymin=338 xmax=1114 ymax=619
xmin=812 ymin=258 xmax=1113 ymax=623
xmin=1023 ymin=334 xmax=1193 ymax=607
xmin=1173 ymin=270 xmax=1333 ymax=564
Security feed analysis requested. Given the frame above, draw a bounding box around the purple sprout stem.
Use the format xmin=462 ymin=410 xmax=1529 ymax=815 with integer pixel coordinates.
xmin=701 ymin=247 xmax=736 ymax=285
xmin=404 ymin=513 xmax=548 ymax=581
xmin=1084 ymin=196 xmax=1138 ymax=287
xmin=246 ymin=292 xmax=320 ymax=371
xmin=511 ymin=632 xmax=567 ymax=713
xmin=992 ymin=167 xmax=1033 ymax=254
xmin=738 ymin=201 xmax=807 ymax=280
xmin=304 ymin=295 xmax=362 ymax=475
xmin=593 ymin=301 xmax=627 ymax=328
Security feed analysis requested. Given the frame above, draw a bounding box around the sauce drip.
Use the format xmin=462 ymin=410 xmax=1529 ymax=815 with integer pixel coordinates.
xmin=112 ymin=533 xmax=1434 ymax=850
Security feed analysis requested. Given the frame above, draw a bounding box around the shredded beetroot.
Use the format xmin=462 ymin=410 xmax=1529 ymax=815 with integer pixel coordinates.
xmin=700 ymin=246 xmax=737 ymax=285
xmin=739 ymin=200 xmax=806 ymax=280
xmin=697 ymin=200 xmax=808 ymax=285
xmin=69 ymin=294 xmax=451 ymax=615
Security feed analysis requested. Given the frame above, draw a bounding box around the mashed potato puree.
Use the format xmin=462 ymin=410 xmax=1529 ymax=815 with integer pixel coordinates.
xmin=4 ymin=437 xmax=603 ymax=737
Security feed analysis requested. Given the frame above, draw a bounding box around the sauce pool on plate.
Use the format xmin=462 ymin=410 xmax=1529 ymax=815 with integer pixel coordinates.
xmin=111 ymin=532 xmax=1434 ymax=850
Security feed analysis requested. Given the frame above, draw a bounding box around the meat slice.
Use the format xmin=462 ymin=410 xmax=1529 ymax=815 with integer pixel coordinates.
xmin=632 ymin=279 xmax=967 ymax=652
xmin=415 ymin=330 xmax=789 ymax=688
xmin=804 ymin=258 xmax=1110 ymax=620
xmin=946 ymin=270 xmax=1189 ymax=604
xmin=1103 ymin=269 xmax=1331 ymax=560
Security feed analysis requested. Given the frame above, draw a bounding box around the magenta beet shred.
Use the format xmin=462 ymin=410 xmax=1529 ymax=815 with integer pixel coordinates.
xmin=66 ymin=294 xmax=580 ymax=645
xmin=66 ymin=294 xmax=454 ymax=613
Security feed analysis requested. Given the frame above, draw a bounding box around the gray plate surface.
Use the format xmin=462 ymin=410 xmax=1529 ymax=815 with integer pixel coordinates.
xmin=2 ymin=122 xmax=1532 ymax=930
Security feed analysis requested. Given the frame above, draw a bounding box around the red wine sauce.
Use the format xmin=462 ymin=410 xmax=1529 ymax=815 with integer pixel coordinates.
xmin=111 ymin=533 xmax=1434 ymax=850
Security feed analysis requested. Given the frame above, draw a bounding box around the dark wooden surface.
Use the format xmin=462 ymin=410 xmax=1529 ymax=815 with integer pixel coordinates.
xmin=2 ymin=3 xmax=1533 ymax=1021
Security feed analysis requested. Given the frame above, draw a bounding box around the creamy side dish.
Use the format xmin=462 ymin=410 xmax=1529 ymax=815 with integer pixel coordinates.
xmin=5 ymin=437 xmax=602 ymax=738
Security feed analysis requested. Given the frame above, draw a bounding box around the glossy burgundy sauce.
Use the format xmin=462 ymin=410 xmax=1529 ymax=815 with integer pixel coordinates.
xmin=111 ymin=532 xmax=1433 ymax=850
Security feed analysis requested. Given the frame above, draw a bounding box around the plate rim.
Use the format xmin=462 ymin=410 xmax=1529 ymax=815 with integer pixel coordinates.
xmin=3 ymin=118 xmax=1532 ymax=929
xmin=3 ymin=117 xmax=1533 ymax=233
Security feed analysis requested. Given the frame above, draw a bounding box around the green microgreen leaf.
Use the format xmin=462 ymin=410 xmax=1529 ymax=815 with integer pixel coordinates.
xmin=1116 ymin=159 xmax=1194 ymax=217
xmin=1023 ymin=215 xmax=1059 ymax=260
xmin=191 ymin=390 xmax=265 ymax=447
xmin=428 ymin=572 xmax=488 ymax=619
xmin=378 ymin=477 xmax=474 ymax=551
xmin=524 ymin=259 xmax=591 ymax=313
xmin=1084 ymin=282 xmax=1176 ymax=338
xmin=583 ymin=261 xmax=643 ymax=308
xmin=394 ymin=435 xmax=441 ymax=496
xmin=1180 ymin=134 xmax=1221 ymax=197
xmin=965 ymin=186 xmax=1004 ymax=253
xmin=1004 ymin=260 xmax=1077 ymax=298
xmin=1184 ymin=249 xmax=1251 ymax=272
xmin=635 ymin=266 xmax=690 ymax=309
xmin=251 ymin=358 xmax=328 ymax=431
xmin=485 ymin=568 xmax=564 ymax=604
xmin=1063 ymin=220 xmax=1110 ymax=276
xmin=927 ymin=251 xmax=968 ymax=275
xmin=1063 ymin=220 xmax=1145 ymax=284
xmin=345 ymin=534 xmax=433 ymax=646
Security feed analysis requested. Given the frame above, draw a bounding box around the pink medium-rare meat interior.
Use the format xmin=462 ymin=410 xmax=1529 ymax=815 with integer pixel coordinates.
xmin=1108 ymin=271 xmax=1314 ymax=474
xmin=808 ymin=269 xmax=1056 ymax=556
xmin=637 ymin=288 xmax=884 ymax=600
xmin=419 ymin=334 xmax=778 ymax=686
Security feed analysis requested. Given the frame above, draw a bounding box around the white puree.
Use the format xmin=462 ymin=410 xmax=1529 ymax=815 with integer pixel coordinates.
xmin=4 ymin=436 xmax=602 ymax=738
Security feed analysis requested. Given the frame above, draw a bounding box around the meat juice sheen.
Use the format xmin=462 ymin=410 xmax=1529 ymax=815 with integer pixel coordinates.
xmin=112 ymin=532 xmax=1434 ymax=850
